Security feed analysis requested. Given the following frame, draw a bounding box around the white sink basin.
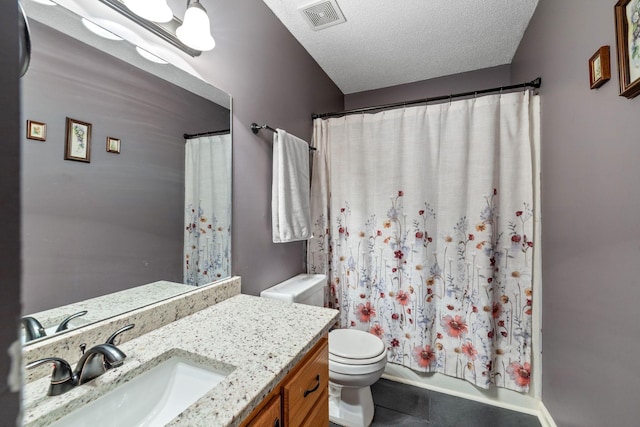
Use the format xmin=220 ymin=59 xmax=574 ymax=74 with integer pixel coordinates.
xmin=50 ymin=356 xmax=232 ymax=427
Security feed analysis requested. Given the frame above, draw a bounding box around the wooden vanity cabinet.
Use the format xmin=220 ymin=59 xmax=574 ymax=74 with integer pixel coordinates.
xmin=242 ymin=336 xmax=329 ymax=427
xmin=299 ymin=389 xmax=328 ymax=427
xmin=245 ymin=395 xmax=282 ymax=427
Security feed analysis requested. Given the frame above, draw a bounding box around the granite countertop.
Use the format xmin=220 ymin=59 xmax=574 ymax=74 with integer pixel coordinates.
xmin=23 ymin=294 xmax=339 ymax=427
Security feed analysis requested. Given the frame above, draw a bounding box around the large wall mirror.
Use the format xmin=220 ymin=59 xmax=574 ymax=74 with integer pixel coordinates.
xmin=20 ymin=0 xmax=232 ymax=346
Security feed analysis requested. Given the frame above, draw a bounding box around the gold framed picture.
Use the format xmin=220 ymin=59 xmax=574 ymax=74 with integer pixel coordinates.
xmin=26 ymin=120 xmax=46 ymax=141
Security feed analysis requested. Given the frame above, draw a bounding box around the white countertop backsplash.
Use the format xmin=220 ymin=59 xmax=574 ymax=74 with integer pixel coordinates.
xmin=23 ymin=290 xmax=338 ymax=426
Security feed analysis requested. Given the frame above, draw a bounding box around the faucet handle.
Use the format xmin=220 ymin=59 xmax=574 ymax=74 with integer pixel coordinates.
xmin=55 ymin=310 xmax=88 ymax=333
xmin=105 ymin=324 xmax=135 ymax=345
xmin=26 ymin=357 xmax=76 ymax=396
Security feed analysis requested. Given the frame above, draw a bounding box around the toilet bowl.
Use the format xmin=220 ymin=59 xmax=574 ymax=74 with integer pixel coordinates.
xmin=328 ymin=328 xmax=387 ymax=427
xmin=261 ymin=274 xmax=387 ymax=427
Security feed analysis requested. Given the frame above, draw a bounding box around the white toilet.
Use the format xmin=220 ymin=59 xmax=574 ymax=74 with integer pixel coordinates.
xmin=261 ymin=274 xmax=387 ymax=427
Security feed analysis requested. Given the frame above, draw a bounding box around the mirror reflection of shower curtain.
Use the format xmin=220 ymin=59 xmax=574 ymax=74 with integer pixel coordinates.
xmin=184 ymin=134 xmax=231 ymax=286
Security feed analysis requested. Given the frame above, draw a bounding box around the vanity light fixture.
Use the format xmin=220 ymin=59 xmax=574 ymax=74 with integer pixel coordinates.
xmin=176 ymin=0 xmax=215 ymax=51
xmin=98 ymin=0 xmax=209 ymax=57
xmin=122 ymin=0 xmax=174 ymax=23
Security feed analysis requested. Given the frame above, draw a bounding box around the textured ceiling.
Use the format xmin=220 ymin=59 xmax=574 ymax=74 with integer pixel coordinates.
xmin=261 ymin=0 xmax=539 ymax=94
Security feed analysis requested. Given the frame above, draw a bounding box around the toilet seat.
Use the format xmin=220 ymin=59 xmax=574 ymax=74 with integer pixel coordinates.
xmin=329 ymin=350 xmax=387 ymax=366
xmin=329 ymin=329 xmax=387 ymax=366
xmin=329 ymin=357 xmax=387 ymax=376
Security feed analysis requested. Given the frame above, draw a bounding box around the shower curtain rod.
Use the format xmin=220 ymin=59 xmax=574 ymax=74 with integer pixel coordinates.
xmin=183 ymin=129 xmax=231 ymax=140
xmin=311 ymin=77 xmax=542 ymax=119
xmin=251 ymin=122 xmax=317 ymax=151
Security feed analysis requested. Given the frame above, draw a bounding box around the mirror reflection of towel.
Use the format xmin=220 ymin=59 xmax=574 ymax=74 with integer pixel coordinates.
xmin=272 ymin=129 xmax=311 ymax=243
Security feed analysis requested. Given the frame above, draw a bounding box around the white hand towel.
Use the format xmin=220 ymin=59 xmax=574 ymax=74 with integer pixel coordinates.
xmin=272 ymin=129 xmax=311 ymax=243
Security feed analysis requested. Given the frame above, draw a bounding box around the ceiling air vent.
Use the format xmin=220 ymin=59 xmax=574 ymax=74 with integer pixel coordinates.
xmin=298 ymin=0 xmax=346 ymax=31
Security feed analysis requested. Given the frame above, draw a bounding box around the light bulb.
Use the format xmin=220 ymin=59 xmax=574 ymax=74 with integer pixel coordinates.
xmin=123 ymin=0 xmax=173 ymax=23
xmin=176 ymin=0 xmax=215 ymax=51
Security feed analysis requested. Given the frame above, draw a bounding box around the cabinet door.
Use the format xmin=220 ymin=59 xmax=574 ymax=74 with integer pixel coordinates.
xmin=283 ymin=338 xmax=328 ymax=427
xmin=300 ymin=389 xmax=329 ymax=427
xmin=246 ymin=395 xmax=282 ymax=427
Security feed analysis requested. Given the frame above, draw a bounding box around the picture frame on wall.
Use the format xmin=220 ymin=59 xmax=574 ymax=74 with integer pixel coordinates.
xmin=64 ymin=117 xmax=92 ymax=163
xmin=106 ymin=137 xmax=121 ymax=154
xmin=26 ymin=120 xmax=46 ymax=141
xmin=589 ymin=46 xmax=611 ymax=89
xmin=615 ymin=0 xmax=640 ymax=98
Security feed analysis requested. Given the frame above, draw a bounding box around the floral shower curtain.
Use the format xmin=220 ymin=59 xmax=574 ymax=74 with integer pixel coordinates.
xmin=184 ymin=134 xmax=232 ymax=286
xmin=308 ymin=91 xmax=540 ymax=392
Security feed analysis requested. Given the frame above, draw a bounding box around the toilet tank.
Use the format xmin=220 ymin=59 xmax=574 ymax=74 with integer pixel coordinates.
xmin=260 ymin=274 xmax=326 ymax=307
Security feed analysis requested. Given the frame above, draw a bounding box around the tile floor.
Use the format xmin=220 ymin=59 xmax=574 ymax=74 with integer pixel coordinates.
xmin=330 ymin=379 xmax=542 ymax=427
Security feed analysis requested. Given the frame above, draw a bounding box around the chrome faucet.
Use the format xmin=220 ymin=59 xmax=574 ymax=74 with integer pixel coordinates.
xmin=27 ymin=324 xmax=135 ymax=396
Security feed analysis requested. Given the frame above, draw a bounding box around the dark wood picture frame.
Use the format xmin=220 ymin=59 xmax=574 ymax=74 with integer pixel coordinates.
xmin=615 ymin=0 xmax=640 ymax=98
xmin=106 ymin=137 xmax=121 ymax=154
xmin=64 ymin=117 xmax=92 ymax=163
xmin=26 ymin=120 xmax=46 ymax=141
xmin=589 ymin=46 xmax=611 ymax=89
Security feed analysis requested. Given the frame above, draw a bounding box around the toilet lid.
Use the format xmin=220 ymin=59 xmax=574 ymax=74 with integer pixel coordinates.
xmin=329 ymin=329 xmax=386 ymax=360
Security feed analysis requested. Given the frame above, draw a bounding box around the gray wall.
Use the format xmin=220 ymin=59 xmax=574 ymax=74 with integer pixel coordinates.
xmin=21 ymin=21 xmax=230 ymax=314
xmin=193 ymin=0 xmax=344 ymax=295
xmin=1 ymin=0 xmax=21 ymax=423
xmin=8 ymin=2 xmax=638 ymax=426
xmin=6 ymin=0 xmax=342 ymax=422
xmin=345 ymin=65 xmax=511 ymax=110
xmin=510 ymin=1 xmax=640 ymax=426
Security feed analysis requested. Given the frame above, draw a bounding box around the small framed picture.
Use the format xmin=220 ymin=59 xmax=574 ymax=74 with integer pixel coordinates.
xmin=26 ymin=120 xmax=46 ymax=141
xmin=589 ymin=46 xmax=611 ymax=89
xmin=106 ymin=137 xmax=121 ymax=154
xmin=615 ymin=0 xmax=640 ymax=98
xmin=64 ymin=117 xmax=92 ymax=163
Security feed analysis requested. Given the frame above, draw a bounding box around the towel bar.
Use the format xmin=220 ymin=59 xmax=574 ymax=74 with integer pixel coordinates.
xmin=251 ymin=123 xmax=317 ymax=151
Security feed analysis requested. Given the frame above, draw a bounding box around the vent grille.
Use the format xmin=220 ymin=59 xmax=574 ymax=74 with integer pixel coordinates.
xmin=299 ymin=0 xmax=346 ymax=31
